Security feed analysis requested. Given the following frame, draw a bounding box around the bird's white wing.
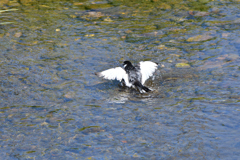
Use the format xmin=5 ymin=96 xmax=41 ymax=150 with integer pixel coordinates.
xmin=139 ymin=61 xmax=158 ymax=84
xmin=96 ymin=67 xmax=129 ymax=85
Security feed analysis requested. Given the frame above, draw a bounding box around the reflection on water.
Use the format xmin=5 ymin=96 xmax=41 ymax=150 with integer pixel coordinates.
xmin=108 ymin=91 xmax=130 ymax=104
xmin=0 ymin=0 xmax=240 ymax=159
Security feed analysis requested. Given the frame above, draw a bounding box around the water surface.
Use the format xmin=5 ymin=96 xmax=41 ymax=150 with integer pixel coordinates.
xmin=0 ymin=0 xmax=240 ymax=159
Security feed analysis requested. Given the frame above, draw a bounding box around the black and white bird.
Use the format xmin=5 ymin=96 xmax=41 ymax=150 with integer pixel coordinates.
xmin=95 ymin=61 xmax=158 ymax=93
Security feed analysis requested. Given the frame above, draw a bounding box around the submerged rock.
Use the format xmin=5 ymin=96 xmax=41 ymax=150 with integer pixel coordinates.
xmin=187 ymin=34 xmax=214 ymax=42
xmin=175 ymin=63 xmax=190 ymax=68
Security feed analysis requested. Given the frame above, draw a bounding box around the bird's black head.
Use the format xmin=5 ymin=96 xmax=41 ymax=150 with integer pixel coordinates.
xmin=123 ymin=61 xmax=132 ymax=68
xmin=123 ymin=61 xmax=135 ymax=72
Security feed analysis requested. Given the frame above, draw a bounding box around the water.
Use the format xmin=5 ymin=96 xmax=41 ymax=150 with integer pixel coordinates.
xmin=0 ymin=0 xmax=240 ymax=159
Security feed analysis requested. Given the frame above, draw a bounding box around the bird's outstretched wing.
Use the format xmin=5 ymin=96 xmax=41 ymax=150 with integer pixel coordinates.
xmin=96 ymin=67 xmax=129 ymax=85
xmin=139 ymin=61 xmax=158 ymax=84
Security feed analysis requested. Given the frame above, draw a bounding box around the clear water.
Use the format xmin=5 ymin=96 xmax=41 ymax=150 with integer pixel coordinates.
xmin=0 ymin=0 xmax=240 ymax=159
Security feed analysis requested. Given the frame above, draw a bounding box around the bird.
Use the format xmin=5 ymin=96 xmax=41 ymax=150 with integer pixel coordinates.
xmin=95 ymin=60 xmax=158 ymax=93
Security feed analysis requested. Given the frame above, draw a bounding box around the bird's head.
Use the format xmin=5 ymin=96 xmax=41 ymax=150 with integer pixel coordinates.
xmin=123 ymin=61 xmax=132 ymax=68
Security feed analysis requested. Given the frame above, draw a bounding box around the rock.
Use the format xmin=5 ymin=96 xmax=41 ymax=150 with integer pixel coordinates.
xmin=211 ymin=7 xmax=220 ymax=14
xmin=222 ymin=33 xmax=230 ymax=38
xmin=103 ymin=17 xmax=113 ymax=22
xmin=187 ymin=34 xmax=214 ymax=42
xmin=158 ymin=3 xmax=171 ymax=10
xmin=199 ymin=61 xmax=224 ymax=70
xmin=14 ymin=32 xmax=22 ymax=38
xmin=225 ymin=54 xmax=239 ymax=62
xmin=175 ymin=63 xmax=190 ymax=68
xmin=88 ymin=12 xmax=104 ymax=18
xmin=189 ymin=11 xmax=210 ymax=17
xmin=194 ymin=11 xmax=210 ymax=17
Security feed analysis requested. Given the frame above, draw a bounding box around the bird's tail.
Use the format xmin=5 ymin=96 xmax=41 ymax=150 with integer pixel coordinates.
xmin=133 ymin=81 xmax=151 ymax=93
xmin=142 ymin=86 xmax=151 ymax=92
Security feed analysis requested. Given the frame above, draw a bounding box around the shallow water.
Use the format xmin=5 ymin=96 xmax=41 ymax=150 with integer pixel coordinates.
xmin=0 ymin=0 xmax=240 ymax=159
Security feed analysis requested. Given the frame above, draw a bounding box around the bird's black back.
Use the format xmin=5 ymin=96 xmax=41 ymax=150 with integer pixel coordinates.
xmin=122 ymin=60 xmax=152 ymax=92
xmin=124 ymin=63 xmax=142 ymax=83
